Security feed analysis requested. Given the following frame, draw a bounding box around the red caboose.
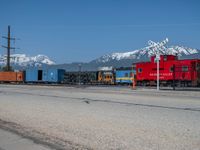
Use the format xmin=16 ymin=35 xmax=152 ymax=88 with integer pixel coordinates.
xmin=136 ymin=55 xmax=200 ymax=87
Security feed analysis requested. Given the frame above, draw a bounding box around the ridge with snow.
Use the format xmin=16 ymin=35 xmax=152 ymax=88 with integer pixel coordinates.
xmin=0 ymin=54 xmax=55 ymax=67
xmin=94 ymin=45 xmax=199 ymax=63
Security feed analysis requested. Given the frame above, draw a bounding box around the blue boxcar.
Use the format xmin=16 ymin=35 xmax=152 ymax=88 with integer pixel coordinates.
xmin=115 ymin=67 xmax=135 ymax=84
xmin=25 ymin=68 xmax=40 ymax=82
xmin=43 ymin=69 xmax=65 ymax=83
xmin=25 ymin=68 xmax=65 ymax=83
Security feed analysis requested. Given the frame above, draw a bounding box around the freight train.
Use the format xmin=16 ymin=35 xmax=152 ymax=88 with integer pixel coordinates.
xmin=0 ymin=55 xmax=199 ymax=87
xmin=0 ymin=67 xmax=135 ymax=85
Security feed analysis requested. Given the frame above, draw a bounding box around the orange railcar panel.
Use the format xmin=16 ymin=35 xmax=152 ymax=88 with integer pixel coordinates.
xmin=0 ymin=72 xmax=24 ymax=82
xmin=16 ymin=72 xmax=24 ymax=82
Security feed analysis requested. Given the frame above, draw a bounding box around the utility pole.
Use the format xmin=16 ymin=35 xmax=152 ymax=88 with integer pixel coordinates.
xmin=78 ymin=64 xmax=82 ymax=85
xmin=2 ymin=25 xmax=16 ymax=71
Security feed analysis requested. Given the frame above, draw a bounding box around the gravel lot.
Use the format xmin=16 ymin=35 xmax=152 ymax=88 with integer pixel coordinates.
xmin=0 ymin=85 xmax=200 ymax=150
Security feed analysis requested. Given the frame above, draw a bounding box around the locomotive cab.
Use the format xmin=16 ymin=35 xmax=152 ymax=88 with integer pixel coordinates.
xmin=98 ymin=71 xmax=115 ymax=85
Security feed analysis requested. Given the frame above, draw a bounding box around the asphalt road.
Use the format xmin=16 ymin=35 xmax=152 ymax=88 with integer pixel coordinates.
xmin=0 ymin=128 xmax=52 ymax=150
xmin=0 ymin=85 xmax=200 ymax=150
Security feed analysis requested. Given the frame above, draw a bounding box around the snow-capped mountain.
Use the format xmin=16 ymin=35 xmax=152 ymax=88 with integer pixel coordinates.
xmin=0 ymin=54 xmax=55 ymax=67
xmin=94 ymin=45 xmax=199 ymax=63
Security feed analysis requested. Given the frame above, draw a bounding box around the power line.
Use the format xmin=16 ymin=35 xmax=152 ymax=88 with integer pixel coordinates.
xmin=1 ymin=26 xmax=16 ymax=71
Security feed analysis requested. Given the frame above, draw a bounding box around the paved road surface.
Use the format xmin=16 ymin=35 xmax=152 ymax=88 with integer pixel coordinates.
xmin=0 ymin=85 xmax=200 ymax=150
xmin=0 ymin=128 xmax=52 ymax=150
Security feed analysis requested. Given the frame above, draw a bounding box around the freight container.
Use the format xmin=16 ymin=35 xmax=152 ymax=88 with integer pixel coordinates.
xmin=0 ymin=71 xmax=24 ymax=82
xmin=25 ymin=68 xmax=65 ymax=83
xmin=43 ymin=69 xmax=65 ymax=83
xmin=25 ymin=68 xmax=41 ymax=82
xmin=63 ymin=71 xmax=98 ymax=84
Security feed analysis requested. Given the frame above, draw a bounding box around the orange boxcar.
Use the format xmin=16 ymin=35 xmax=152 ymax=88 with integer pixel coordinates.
xmin=0 ymin=72 xmax=24 ymax=82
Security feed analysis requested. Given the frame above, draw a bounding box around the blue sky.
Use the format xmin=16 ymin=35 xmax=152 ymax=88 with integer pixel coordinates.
xmin=0 ymin=0 xmax=200 ymax=63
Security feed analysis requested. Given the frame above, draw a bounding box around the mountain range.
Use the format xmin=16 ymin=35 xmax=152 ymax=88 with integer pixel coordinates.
xmin=0 ymin=40 xmax=200 ymax=71
xmin=94 ymin=45 xmax=199 ymax=63
xmin=0 ymin=54 xmax=55 ymax=68
xmin=54 ymin=44 xmax=200 ymax=71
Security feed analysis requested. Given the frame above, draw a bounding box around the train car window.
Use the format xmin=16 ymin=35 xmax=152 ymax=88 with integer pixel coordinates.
xmin=125 ymin=73 xmax=128 ymax=77
xmin=164 ymin=55 xmax=167 ymax=61
xmin=138 ymin=68 xmax=142 ymax=73
xmin=182 ymin=66 xmax=188 ymax=72
xmin=170 ymin=66 xmax=174 ymax=72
